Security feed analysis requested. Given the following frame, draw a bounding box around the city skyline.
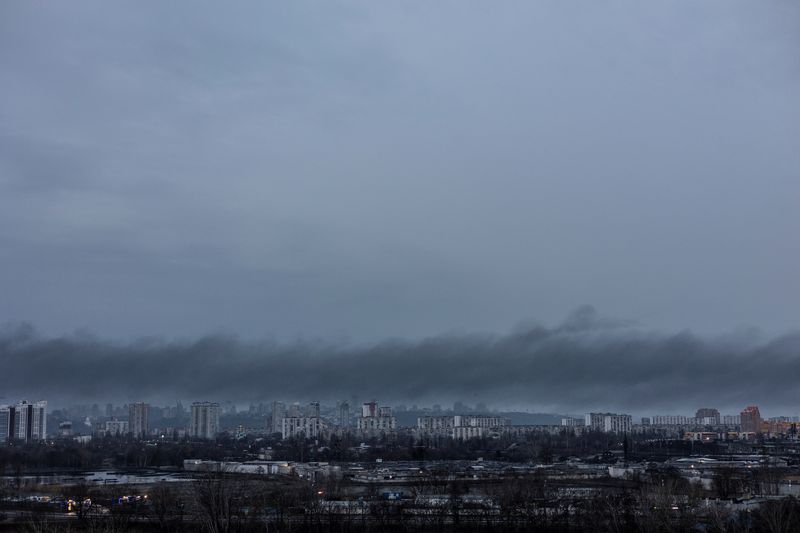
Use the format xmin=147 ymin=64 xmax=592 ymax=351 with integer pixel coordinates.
xmin=6 ymin=396 xmax=800 ymax=424
xmin=4 ymin=396 xmax=796 ymax=444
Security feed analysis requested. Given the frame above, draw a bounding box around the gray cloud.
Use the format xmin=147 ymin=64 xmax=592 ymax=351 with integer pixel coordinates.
xmin=2 ymin=307 xmax=798 ymax=416
xmin=0 ymin=1 xmax=798 ymax=342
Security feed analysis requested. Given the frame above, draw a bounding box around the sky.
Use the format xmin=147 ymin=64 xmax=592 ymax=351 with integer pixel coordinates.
xmin=1 ymin=1 xmax=799 ymax=411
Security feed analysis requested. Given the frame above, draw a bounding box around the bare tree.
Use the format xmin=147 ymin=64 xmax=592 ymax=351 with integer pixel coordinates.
xmin=713 ymin=467 xmax=744 ymax=500
xmin=756 ymin=497 xmax=798 ymax=533
xmin=192 ymin=472 xmax=247 ymax=533
xmin=148 ymin=481 xmax=185 ymax=531
xmin=706 ymin=502 xmax=750 ymax=533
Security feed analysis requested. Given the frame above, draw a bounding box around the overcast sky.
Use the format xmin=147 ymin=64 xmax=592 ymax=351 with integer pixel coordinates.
xmin=1 ymin=1 xmax=798 ymax=346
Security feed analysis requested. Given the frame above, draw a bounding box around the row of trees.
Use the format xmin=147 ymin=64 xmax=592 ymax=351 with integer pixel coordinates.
xmin=9 ymin=473 xmax=800 ymax=533
xmin=1 ymin=427 xmax=783 ymax=476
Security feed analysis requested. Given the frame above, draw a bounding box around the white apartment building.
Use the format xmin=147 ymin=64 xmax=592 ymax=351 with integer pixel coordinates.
xmin=417 ymin=415 xmax=456 ymax=435
xmin=585 ymin=413 xmax=608 ymax=431
xmin=1 ymin=401 xmax=47 ymax=442
xmin=457 ymin=415 xmax=508 ymax=428
xmin=417 ymin=415 xmax=509 ymax=440
xmin=98 ymin=419 xmax=129 ymax=437
xmin=651 ymin=415 xmax=691 ymax=426
xmin=281 ymin=416 xmax=323 ymax=439
xmin=585 ymin=412 xmax=632 ymax=433
xmin=452 ymin=426 xmax=486 ymax=440
xmin=603 ymin=414 xmax=632 ymax=433
xmin=358 ymin=402 xmax=396 ymax=436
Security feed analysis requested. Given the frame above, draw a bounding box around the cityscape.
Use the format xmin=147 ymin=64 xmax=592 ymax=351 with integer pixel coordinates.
xmin=3 ymin=397 xmax=800 ymax=530
xmin=2 ymin=0 xmax=798 ymax=531
xmin=2 ymin=399 xmax=795 ymax=444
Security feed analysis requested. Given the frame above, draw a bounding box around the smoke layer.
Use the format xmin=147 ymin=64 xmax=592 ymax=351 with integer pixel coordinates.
xmin=2 ymin=307 xmax=798 ymax=414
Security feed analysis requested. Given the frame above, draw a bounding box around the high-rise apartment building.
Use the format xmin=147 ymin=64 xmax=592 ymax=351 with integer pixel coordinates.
xmin=1 ymin=401 xmax=47 ymax=442
xmin=281 ymin=416 xmax=323 ymax=439
xmin=584 ymin=412 xmax=631 ymax=433
xmin=361 ymin=401 xmax=378 ymax=418
xmin=603 ymin=414 xmax=632 ymax=433
xmin=741 ymin=405 xmax=762 ymax=434
xmin=128 ymin=403 xmax=149 ymax=439
xmin=270 ymin=401 xmax=286 ymax=434
xmin=584 ymin=413 xmax=608 ymax=431
xmin=190 ymin=402 xmax=220 ymax=439
xmin=0 ymin=406 xmax=14 ymax=443
xmin=281 ymin=402 xmax=324 ymax=439
xmin=287 ymin=403 xmax=302 ymax=418
xmin=695 ymin=408 xmax=720 ymax=424
xmin=338 ymin=401 xmax=350 ymax=428
xmin=358 ymin=402 xmax=396 ymax=436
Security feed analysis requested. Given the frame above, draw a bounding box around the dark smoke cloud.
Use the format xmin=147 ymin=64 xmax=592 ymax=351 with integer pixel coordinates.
xmin=2 ymin=307 xmax=798 ymax=415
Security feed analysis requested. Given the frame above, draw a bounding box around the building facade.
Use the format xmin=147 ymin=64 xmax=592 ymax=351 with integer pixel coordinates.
xmin=338 ymin=401 xmax=350 ymax=428
xmin=722 ymin=414 xmax=741 ymax=426
xmin=741 ymin=405 xmax=762 ymax=434
xmin=585 ymin=412 xmax=631 ymax=433
xmin=2 ymin=401 xmax=48 ymax=443
xmin=452 ymin=426 xmax=486 ymax=440
xmin=0 ymin=406 xmax=13 ymax=443
xmin=417 ymin=415 xmax=509 ymax=440
xmin=358 ymin=402 xmax=396 ymax=436
xmin=281 ymin=416 xmax=323 ymax=439
xmin=695 ymin=408 xmax=720 ymax=425
xmin=651 ymin=415 xmax=691 ymax=426
xmin=270 ymin=401 xmax=286 ymax=434
xmin=128 ymin=403 xmax=149 ymax=439
xmin=190 ymin=402 xmax=220 ymax=439
xmin=603 ymin=414 xmax=632 ymax=433
xmin=96 ymin=418 xmax=129 ymax=437
xmin=585 ymin=413 xmax=608 ymax=431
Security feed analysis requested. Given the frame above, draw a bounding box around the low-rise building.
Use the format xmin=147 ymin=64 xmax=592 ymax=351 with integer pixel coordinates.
xmin=97 ymin=418 xmax=129 ymax=437
xmin=417 ymin=415 xmax=509 ymax=440
xmin=585 ymin=412 xmax=632 ymax=433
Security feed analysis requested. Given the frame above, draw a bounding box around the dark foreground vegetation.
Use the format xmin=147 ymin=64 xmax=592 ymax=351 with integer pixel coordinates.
xmin=2 ymin=430 xmax=800 ymax=532
xmin=0 ymin=426 xmax=784 ymax=473
xmin=2 ymin=466 xmax=800 ymax=533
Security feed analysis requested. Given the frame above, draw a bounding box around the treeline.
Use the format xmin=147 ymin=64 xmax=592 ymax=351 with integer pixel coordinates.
xmin=0 ymin=429 xmax=771 ymax=476
xmin=0 ymin=436 xmax=253 ymax=475
xmin=2 ymin=468 xmax=800 ymax=532
xmin=272 ymin=430 xmax=732 ymax=464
